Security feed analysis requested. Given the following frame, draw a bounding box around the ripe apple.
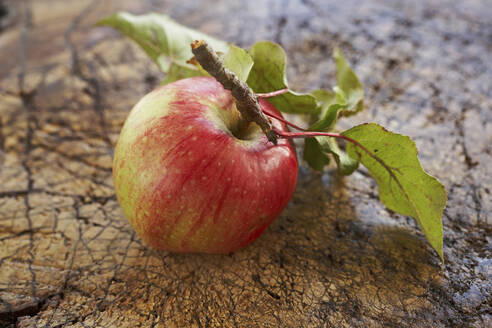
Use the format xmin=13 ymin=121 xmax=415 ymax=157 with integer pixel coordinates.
xmin=113 ymin=76 xmax=298 ymax=253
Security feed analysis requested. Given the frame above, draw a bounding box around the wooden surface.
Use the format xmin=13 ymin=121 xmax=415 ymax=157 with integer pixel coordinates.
xmin=0 ymin=0 xmax=491 ymax=327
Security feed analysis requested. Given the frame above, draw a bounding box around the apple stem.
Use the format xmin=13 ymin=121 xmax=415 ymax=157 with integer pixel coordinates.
xmin=274 ymin=128 xmax=389 ymax=170
xmin=256 ymin=88 xmax=289 ymax=98
xmin=261 ymin=110 xmax=307 ymax=131
xmin=191 ymin=40 xmax=278 ymax=144
xmin=274 ymin=129 xmax=344 ymax=140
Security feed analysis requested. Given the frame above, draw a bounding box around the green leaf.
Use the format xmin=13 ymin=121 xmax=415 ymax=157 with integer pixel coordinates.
xmin=311 ymin=89 xmax=339 ymax=130
xmin=313 ymin=88 xmax=347 ymax=110
xmin=160 ymin=64 xmax=203 ymax=85
xmin=222 ymin=45 xmax=254 ymax=82
xmin=308 ymin=49 xmax=363 ymax=131
xmin=303 ymin=136 xmax=359 ymax=174
xmin=317 ymin=137 xmax=359 ymax=175
xmin=305 ymin=90 xmax=358 ymax=174
xmin=312 ymin=89 xmax=338 ymax=108
xmin=246 ymin=41 xmax=319 ymax=115
xmin=310 ymin=103 xmax=345 ymax=132
xmin=304 ymin=138 xmax=330 ymax=171
xmin=333 ymin=48 xmax=364 ymax=116
xmin=342 ymin=123 xmax=447 ymax=259
xmin=97 ymin=11 xmax=229 ymax=75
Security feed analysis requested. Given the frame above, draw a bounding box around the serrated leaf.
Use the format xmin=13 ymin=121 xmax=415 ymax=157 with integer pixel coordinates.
xmin=246 ymin=41 xmax=319 ymax=115
xmin=304 ymin=138 xmax=330 ymax=171
xmin=222 ymin=45 xmax=254 ymax=82
xmin=342 ymin=123 xmax=446 ymax=259
xmin=333 ymin=48 xmax=364 ymax=116
xmin=97 ymin=12 xmax=229 ymax=75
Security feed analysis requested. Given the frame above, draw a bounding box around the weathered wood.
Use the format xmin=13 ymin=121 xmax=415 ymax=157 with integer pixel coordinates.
xmin=0 ymin=0 xmax=490 ymax=327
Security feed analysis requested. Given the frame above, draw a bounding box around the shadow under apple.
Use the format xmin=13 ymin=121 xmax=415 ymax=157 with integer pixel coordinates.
xmin=107 ymin=167 xmax=443 ymax=326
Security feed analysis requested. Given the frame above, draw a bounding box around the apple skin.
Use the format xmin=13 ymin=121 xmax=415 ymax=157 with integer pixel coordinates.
xmin=113 ymin=76 xmax=298 ymax=253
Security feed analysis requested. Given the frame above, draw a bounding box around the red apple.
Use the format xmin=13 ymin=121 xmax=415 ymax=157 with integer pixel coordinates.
xmin=113 ymin=76 xmax=298 ymax=253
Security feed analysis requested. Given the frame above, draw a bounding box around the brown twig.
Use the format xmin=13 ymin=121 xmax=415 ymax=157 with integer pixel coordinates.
xmin=191 ymin=40 xmax=277 ymax=144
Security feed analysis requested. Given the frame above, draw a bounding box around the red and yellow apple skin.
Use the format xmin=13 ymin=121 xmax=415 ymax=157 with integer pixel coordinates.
xmin=113 ymin=77 xmax=298 ymax=253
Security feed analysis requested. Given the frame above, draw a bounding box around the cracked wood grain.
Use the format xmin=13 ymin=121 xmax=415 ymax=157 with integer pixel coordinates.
xmin=0 ymin=0 xmax=490 ymax=327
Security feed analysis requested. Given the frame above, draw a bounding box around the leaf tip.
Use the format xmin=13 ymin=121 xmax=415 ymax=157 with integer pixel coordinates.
xmin=332 ymin=46 xmax=342 ymax=58
xmin=94 ymin=11 xmax=123 ymax=27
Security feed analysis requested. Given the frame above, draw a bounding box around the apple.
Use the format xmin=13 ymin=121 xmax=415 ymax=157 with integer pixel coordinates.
xmin=113 ymin=76 xmax=298 ymax=253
